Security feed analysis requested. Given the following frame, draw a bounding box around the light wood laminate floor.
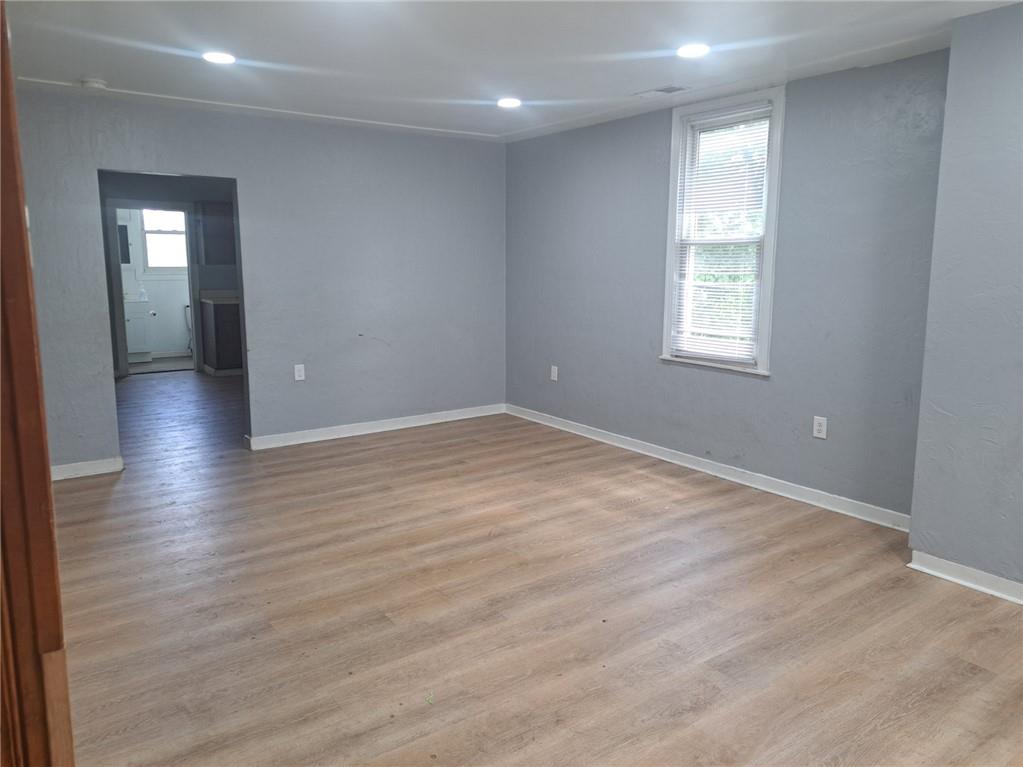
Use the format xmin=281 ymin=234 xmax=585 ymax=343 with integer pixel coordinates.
xmin=53 ymin=372 xmax=1023 ymax=766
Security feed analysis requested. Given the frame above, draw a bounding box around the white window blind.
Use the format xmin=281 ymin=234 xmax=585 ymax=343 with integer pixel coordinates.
xmin=664 ymin=95 xmax=781 ymax=372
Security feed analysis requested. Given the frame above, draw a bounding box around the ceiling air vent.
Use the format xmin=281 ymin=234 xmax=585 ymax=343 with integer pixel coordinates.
xmin=632 ymin=85 xmax=687 ymax=99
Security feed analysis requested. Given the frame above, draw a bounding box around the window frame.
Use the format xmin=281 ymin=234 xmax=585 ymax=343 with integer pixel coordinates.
xmin=661 ymin=86 xmax=785 ymax=377
xmin=141 ymin=206 xmax=191 ymax=275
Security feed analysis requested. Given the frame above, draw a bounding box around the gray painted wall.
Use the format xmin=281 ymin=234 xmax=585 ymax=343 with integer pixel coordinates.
xmin=18 ymin=87 xmax=506 ymax=465
xmin=909 ymin=6 xmax=1023 ymax=581
xmin=506 ymin=51 xmax=949 ymax=514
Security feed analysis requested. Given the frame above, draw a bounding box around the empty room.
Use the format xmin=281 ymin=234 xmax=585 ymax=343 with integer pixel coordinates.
xmin=1 ymin=1 xmax=1020 ymax=765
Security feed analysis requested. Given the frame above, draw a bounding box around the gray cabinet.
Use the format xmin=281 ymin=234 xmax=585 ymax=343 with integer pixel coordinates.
xmin=201 ymin=297 xmax=242 ymax=373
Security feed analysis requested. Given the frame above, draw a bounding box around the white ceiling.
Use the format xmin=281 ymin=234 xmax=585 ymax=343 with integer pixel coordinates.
xmin=8 ymin=1 xmax=1003 ymax=142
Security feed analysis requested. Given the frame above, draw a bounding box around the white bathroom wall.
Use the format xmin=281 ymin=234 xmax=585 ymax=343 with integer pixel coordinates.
xmin=118 ymin=208 xmax=192 ymax=357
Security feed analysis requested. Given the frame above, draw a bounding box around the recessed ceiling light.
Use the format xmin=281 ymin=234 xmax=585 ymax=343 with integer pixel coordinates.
xmin=202 ymin=51 xmax=236 ymax=65
xmin=676 ymin=43 xmax=710 ymax=59
xmin=497 ymin=97 xmax=522 ymax=109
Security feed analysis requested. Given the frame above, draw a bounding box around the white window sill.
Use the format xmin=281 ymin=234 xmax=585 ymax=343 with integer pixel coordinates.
xmin=658 ymin=354 xmax=770 ymax=377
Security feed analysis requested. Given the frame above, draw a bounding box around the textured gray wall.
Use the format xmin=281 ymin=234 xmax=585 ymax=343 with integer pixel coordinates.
xmin=18 ymin=87 xmax=506 ymax=464
xmin=506 ymin=51 xmax=949 ymax=514
xmin=910 ymin=6 xmax=1023 ymax=581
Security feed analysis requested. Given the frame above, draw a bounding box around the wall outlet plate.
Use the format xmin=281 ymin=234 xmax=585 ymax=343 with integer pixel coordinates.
xmin=294 ymin=363 xmax=306 ymax=381
xmin=550 ymin=365 xmax=558 ymax=382
xmin=813 ymin=416 xmax=828 ymax=439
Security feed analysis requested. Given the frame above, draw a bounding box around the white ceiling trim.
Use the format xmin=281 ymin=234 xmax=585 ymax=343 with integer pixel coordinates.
xmin=501 ymin=28 xmax=954 ymax=142
xmin=15 ymin=76 xmax=505 ymax=141
xmin=9 ymin=2 xmax=1003 ymax=143
xmin=19 ymin=23 xmax=948 ymax=145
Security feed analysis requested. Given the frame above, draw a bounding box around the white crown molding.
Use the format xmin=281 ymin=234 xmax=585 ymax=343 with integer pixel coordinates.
xmin=16 ymin=29 xmax=950 ymax=145
xmin=908 ymin=551 xmax=1023 ymax=605
xmin=495 ymin=30 xmax=952 ymax=142
xmin=15 ymin=77 xmax=504 ymax=141
xmin=51 ymin=456 xmax=124 ymax=481
xmin=505 ymin=405 xmax=910 ymax=532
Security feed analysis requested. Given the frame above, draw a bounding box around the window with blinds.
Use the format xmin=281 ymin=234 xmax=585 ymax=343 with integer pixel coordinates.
xmin=663 ymin=91 xmax=783 ymax=374
xmin=142 ymin=208 xmax=188 ymax=270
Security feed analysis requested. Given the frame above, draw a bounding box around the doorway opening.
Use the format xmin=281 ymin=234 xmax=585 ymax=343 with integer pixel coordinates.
xmin=117 ymin=206 xmax=196 ymax=374
xmin=99 ymin=171 xmax=251 ymax=453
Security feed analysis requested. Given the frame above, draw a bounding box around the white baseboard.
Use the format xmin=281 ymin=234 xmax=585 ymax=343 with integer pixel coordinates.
xmin=908 ymin=551 xmax=1023 ymax=605
xmin=505 ymin=405 xmax=910 ymax=532
xmin=51 ymin=456 xmax=124 ymax=481
xmin=247 ymin=404 xmax=507 ymax=451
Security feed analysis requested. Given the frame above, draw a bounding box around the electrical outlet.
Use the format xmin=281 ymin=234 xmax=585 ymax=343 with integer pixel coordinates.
xmin=812 ymin=416 xmax=828 ymax=440
xmin=550 ymin=365 xmax=558 ymax=382
xmin=294 ymin=363 xmax=306 ymax=382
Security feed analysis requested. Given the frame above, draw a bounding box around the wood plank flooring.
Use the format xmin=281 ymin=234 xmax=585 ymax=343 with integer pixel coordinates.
xmin=53 ymin=372 xmax=1023 ymax=766
xmin=128 ymin=356 xmax=196 ymax=375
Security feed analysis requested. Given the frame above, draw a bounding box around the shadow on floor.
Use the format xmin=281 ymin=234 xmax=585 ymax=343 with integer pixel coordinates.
xmin=128 ymin=355 xmax=195 ymax=375
xmin=114 ymin=370 xmax=246 ymax=462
